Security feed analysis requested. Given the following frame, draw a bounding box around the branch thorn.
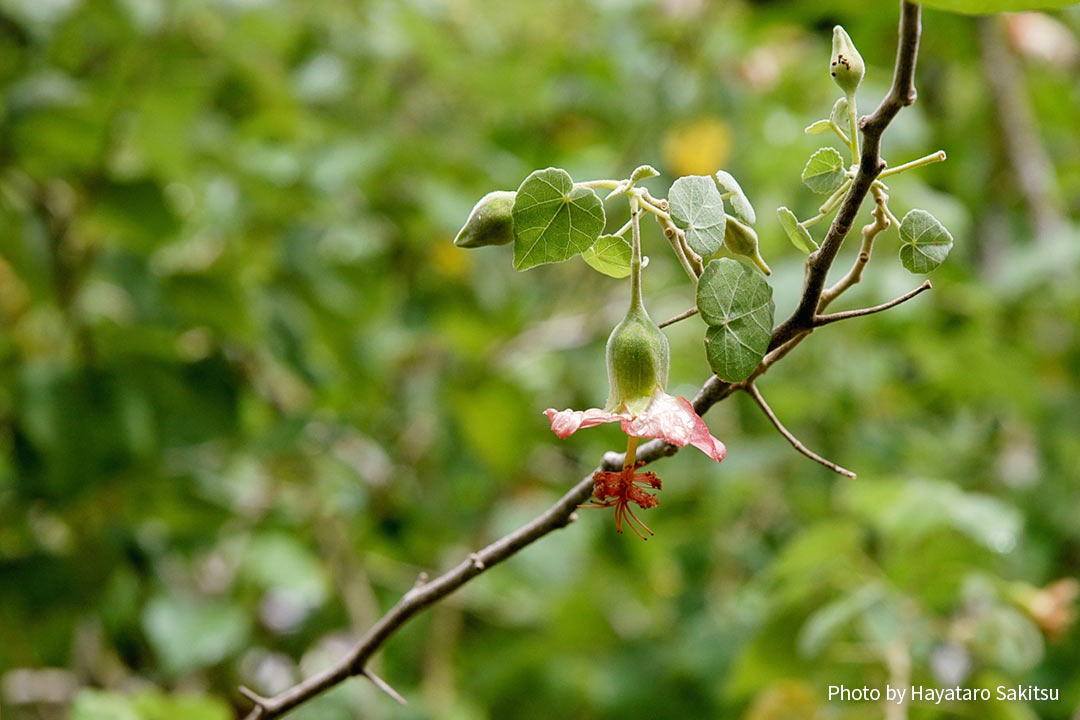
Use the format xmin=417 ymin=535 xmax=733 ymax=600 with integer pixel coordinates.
xmin=362 ymin=668 xmax=408 ymax=706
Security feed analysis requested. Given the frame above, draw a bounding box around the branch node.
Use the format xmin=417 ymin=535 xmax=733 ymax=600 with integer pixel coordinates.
xmin=469 ymin=553 xmax=485 ymax=570
xmin=413 ymin=571 xmax=429 ymax=589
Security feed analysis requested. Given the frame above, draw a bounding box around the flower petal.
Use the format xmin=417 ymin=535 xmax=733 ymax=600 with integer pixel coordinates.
xmin=544 ymin=407 xmax=623 ymax=438
xmin=621 ymin=391 xmax=726 ymax=462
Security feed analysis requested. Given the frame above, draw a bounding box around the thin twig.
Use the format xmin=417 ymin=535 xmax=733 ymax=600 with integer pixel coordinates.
xmin=658 ymin=306 xmax=699 ymax=328
xmin=815 ymin=280 xmax=931 ymax=327
xmin=818 ymin=186 xmax=892 ymax=311
xmin=744 ymin=384 xmax=857 ymax=479
xmin=237 ymin=5 xmax=925 ymax=717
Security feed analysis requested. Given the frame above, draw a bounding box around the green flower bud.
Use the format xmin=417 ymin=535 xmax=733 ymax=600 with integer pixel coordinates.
xmin=723 ymin=215 xmax=771 ymax=276
xmin=453 ymin=191 xmax=516 ymax=248
xmin=605 ymin=304 xmax=669 ymax=416
xmin=830 ymin=26 xmax=864 ymax=96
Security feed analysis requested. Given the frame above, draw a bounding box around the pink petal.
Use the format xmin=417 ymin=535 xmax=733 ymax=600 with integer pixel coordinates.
xmin=621 ymin=392 xmax=726 ymax=462
xmin=544 ymin=407 xmax=623 ymax=438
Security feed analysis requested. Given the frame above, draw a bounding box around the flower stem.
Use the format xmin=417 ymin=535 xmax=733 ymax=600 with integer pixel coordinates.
xmin=623 ymin=434 xmax=639 ymax=470
xmin=846 ymin=93 xmax=860 ymax=162
xmin=629 ymin=196 xmax=644 ymax=312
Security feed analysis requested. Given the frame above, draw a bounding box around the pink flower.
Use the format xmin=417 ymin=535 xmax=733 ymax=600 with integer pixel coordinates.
xmin=544 ymin=389 xmax=726 ymax=462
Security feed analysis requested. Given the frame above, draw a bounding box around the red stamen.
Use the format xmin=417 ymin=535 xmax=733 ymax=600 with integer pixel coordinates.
xmin=589 ymin=466 xmax=663 ymax=540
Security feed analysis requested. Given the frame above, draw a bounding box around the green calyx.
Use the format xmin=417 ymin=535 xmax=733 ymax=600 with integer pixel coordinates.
xmin=830 ymin=26 xmax=864 ymax=96
xmin=605 ymin=303 xmax=669 ymax=416
xmin=723 ymin=215 xmax=771 ymax=276
xmin=454 ymin=191 xmax=516 ymax=248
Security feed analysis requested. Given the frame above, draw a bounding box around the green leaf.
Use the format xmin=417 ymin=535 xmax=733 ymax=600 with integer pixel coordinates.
xmin=142 ymin=596 xmax=251 ymax=676
xmin=798 ymin=583 xmax=888 ymax=658
xmin=921 ymin=0 xmax=1075 ymax=13
xmin=669 ymin=174 xmax=727 ymax=256
xmin=777 ymin=206 xmax=818 ymax=253
xmin=698 ymin=258 xmax=775 ymax=382
xmin=713 ymin=170 xmax=756 ymax=225
xmin=830 ymin=97 xmax=850 ymax=129
xmin=842 ymin=479 xmax=1021 ymax=554
xmin=581 ymin=234 xmax=632 ymax=278
xmin=898 ymin=209 xmax=953 ymax=273
xmin=72 ymin=690 xmax=232 ymax=720
xmin=801 ymin=147 xmax=846 ymax=194
xmin=512 ymin=168 xmax=605 ymax=271
xmin=630 ymin=164 xmax=659 ymax=183
xmin=804 ymin=119 xmax=832 ymax=135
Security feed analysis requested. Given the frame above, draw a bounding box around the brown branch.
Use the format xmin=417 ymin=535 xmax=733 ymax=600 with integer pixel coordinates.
xmin=238 ymin=5 xmax=925 ymax=717
xmin=744 ymin=383 xmax=856 ymax=479
xmin=769 ymin=0 xmax=922 ymax=352
xmin=815 ymin=280 xmax=932 ymax=327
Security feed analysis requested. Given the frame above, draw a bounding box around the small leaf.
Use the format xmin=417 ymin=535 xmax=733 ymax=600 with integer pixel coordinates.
xmin=777 ymin=206 xmax=818 ymax=253
xmin=668 ymin=175 xmax=727 ymax=256
xmin=802 ymin=147 xmax=846 ymax=194
xmin=697 ymin=258 xmax=775 ymax=382
xmin=713 ymin=170 xmax=756 ymax=225
xmin=921 ymin=0 xmax=1075 ymax=13
xmin=630 ymin=164 xmax=660 ymax=183
xmin=830 ymin=97 xmax=850 ymax=129
xmin=804 ymin=119 xmax=832 ymax=135
xmin=512 ymin=168 xmax=606 ymax=271
xmin=582 ymin=234 xmax=632 ymax=278
xmin=898 ymin=209 xmax=953 ymax=273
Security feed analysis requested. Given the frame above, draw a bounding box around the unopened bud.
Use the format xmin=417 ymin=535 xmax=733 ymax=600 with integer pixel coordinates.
xmin=723 ymin=216 xmax=771 ymax=276
xmin=453 ymin=191 xmax=516 ymax=248
xmin=830 ymin=26 xmax=864 ymax=96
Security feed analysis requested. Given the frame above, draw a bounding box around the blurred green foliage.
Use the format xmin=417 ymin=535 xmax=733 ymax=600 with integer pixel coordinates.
xmin=1 ymin=1 xmax=1078 ymax=719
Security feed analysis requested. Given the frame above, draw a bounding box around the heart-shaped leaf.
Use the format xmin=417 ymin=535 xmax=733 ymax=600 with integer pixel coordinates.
xmin=512 ymin=168 xmax=606 ymax=271
xmin=802 ymin=147 xmax=846 ymax=194
xmin=899 ymin=209 xmax=953 ymax=273
xmin=713 ymin=170 xmax=756 ymax=226
xmin=697 ymin=258 xmax=775 ymax=382
xmin=669 ymin=175 xmax=727 ymax=257
xmin=777 ymin=206 xmax=818 ymax=253
xmin=582 ymin=234 xmax=632 ymax=278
